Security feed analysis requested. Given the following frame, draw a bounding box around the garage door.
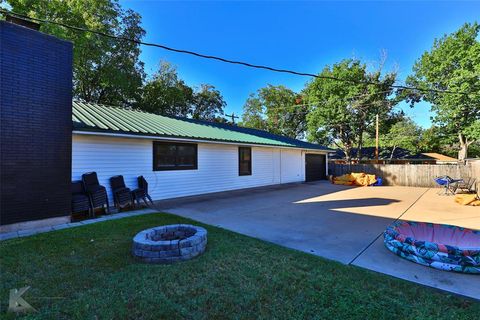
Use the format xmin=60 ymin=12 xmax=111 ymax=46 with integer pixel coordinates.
xmin=305 ymin=154 xmax=326 ymax=182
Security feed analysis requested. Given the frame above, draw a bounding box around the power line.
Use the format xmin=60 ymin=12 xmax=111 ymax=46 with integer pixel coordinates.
xmin=0 ymin=9 xmax=470 ymax=96
xmin=248 ymin=99 xmax=394 ymax=114
xmin=252 ymin=89 xmax=396 ymax=112
xmin=224 ymin=112 xmax=239 ymax=124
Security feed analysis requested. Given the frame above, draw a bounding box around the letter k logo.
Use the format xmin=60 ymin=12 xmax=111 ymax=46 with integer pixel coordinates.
xmin=9 ymin=286 xmax=36 ymax=313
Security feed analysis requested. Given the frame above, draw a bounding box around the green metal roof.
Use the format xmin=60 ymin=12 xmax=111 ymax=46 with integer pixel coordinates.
xmin=72 ymin=101 xmax=332 ymax=151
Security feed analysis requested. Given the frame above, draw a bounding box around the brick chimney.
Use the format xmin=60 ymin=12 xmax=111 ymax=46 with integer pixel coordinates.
xmin=0 ymin=19 xmax=73 ymax=227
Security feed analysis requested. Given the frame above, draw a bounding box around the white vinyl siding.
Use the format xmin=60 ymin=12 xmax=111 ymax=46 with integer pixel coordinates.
xmin=72 ymin=134 xmax=319 ymax=203
xmin=280 ymin=149 xmax=305 ymax=183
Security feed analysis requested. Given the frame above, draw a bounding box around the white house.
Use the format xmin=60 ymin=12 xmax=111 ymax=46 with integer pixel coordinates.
xmin=72 ymin=101 xmax=332 ymax=204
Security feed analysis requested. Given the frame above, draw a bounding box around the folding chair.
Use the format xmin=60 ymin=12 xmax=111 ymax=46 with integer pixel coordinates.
xmin=456 ymin=178 xmax=477 ymax=194
xmin=82 ymin=172 xmax=110 ymax=214
xmin=110 ymin=175 xmax=133 ymax=210
xmin=132 ymin=176 xmax=154 ymax=207
xmin=434 ymin=176 xmax=463 ymax=195
xmin=71 ymin=181 xmax=92 ymax=218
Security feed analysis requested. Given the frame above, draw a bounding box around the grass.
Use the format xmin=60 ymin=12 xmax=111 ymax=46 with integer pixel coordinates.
xmin=0 ymin=213 xmax=478 ymax=319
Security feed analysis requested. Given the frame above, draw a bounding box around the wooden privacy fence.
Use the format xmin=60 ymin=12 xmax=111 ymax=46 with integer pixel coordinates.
xmin=328 ymin=161 xmax=480 ymax=188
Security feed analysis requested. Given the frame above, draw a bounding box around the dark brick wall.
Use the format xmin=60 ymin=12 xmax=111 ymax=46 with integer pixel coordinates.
xmin=0 ymin=21 xmax=73 ymax=225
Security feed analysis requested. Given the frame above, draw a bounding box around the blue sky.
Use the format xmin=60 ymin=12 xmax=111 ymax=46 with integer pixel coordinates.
xmin=121 ymin=1 xmax=479 ymax=128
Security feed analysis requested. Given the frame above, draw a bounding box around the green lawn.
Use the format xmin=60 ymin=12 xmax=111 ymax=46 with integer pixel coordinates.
xmin=1 ymin=213 xmax=478 ymax=319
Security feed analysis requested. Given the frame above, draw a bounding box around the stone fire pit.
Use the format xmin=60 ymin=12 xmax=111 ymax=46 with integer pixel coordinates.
xmin=132 ymin=224 xmax=207 ymax=264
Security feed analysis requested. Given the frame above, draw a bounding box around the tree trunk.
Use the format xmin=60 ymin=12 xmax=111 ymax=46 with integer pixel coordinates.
xmin=343 ymin=147 xmax=352 ymax=164
xmin=356 ymin=132 xmax=363 ymax=160
xmin=458 ymin=133 xmax=468 ymax=160
xmin=390 ymin=145 xmax=397 ymax=162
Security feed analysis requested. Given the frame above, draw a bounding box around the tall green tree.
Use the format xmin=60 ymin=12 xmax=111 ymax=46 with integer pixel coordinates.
xmin=464 ymin=120 xmax=480 ymax=158
xmin=138 ymin=62 xmax=194 ymax=116
xmin=241 ymin=85 xmax=306 ymax=139
xmin=241 ymin=94 xmax=268 ymax=131
xmin=138 ymin=62 xmax=226 ymax=120
xmin=405 ymin=22 xmax=480 ymax=160
xmin=191 ymin=84 xmax=226 ymax=121
xmin=362 ymin=110 xmax=407 ymax=147
xmin=7 ymin=0 xmax=146 ymax=106
xmin=304 ymin=59 xmax=397 ymax=161
xmin=418 ymin=126 xmax=445 ymax=153
xmin=380 ymin=118 xmax=423 ymax=159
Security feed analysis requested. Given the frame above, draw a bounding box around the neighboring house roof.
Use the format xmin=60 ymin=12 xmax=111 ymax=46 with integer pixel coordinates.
xmin=72 ymin=101 xmax=332 ymax=151
xmin=329 ymin=147 xmax=414 ymax=160
xmin=419 ymin=153 xmax=457 ymax=162
xmin=330 ymin=147 xmax=457 ymax=162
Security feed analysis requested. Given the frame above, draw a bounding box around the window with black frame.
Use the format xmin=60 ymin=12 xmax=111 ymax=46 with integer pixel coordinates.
xmin=153 ymin=142 xmax=197 ymax=171
xmin=238 ymin=147 xmax=252 ymax=176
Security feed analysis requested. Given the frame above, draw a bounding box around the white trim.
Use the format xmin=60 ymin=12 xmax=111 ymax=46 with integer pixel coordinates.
xmin=279 ymin=149 xmax=282 ymax=184
xmin=72 ymin=130 xmax=331 ymax=153
xmin=326 ymin=152 xmax=329 ymax=175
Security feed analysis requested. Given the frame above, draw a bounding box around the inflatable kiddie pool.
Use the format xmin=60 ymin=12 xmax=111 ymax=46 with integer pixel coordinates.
xmin=384 ymin=221 xmax=480 ymax=274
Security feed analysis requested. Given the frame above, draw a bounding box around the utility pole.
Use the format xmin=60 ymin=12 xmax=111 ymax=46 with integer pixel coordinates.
xmin=375 ymin=114 xmax=379 ymax=163
xmin=225 ymin=112 xmax=239 ymax=124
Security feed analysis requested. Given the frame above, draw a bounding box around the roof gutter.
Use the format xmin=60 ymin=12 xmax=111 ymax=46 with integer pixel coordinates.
xmin=72 ymin=130 xmax=332 ymax=153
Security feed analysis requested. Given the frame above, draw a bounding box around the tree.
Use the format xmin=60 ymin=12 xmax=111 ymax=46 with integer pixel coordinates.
xmin=405 ymin=23 xmax=480 ymax=160
xmin=464 ymin=120 xmax=480 ymax=158
xmin=241 ymin=94 xmax=268 ymax=131
xmin=362 ymin=110 xmax=407 ymax=147
xmin=138 ymin=62 xmax=226 ymax=120
xmin=464 ymin=120 xmax=480 ymax=147
xmin=240 ymin=85 xmax=306 ymax=139
xmin=363 ymin=109 xmax=408 ymax=142
xmin=418 ymin=126 xmax=444 ymax=153
xmin=380 ymin=118 xmax=423 ymax=159
xmin=7 ymin=0 xmax=146 ymax=107
xmin=304 ymin=59 xmax=397 ymax=161
xmin=138 ymin=62 xmax=194 ymax=116
xmin=191 ymin=84 xmax=226 ymax=121
xmin=364 ymin=110 xmax=406 ymax=144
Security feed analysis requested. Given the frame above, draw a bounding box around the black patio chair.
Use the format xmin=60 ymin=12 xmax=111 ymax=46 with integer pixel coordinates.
xmin=110 ymin=175 xmax=133 ymax=209
xmin=82 ymin=172 xmax=110 ymax=214
xmin=456 ymin=178 xmax=477 ymax=194
xmin=132 ymin=176 xmax=154 ymax=207
xmin=71 ymin=181 xmax=92 ymax=217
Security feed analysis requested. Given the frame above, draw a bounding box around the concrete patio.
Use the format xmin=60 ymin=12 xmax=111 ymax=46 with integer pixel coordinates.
xmin=159 ymin=182 xmax=480 ymax=300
